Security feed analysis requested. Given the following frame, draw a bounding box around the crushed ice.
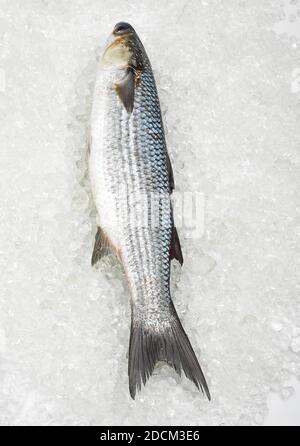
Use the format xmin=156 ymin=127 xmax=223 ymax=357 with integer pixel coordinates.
xmin=0 ymin=0 xmax=299 ymax=425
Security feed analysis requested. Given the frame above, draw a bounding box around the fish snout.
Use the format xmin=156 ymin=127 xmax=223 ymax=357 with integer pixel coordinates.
xmin=113 ymin=22 xmax=134 ymax=35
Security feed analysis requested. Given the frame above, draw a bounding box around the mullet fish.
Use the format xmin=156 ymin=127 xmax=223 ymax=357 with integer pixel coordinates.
xmin=89 ymin=22 xmax=210 ymax=400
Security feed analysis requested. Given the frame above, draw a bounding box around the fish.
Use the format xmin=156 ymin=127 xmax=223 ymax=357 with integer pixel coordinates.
xmin=89 ymin=22 xmax=210 ymax=400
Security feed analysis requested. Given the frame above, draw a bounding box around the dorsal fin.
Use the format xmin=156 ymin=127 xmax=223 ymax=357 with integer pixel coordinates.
xmin=115 ymin=67 xmax=135 ymax=113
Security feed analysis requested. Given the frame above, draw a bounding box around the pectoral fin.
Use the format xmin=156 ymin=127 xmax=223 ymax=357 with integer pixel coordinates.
xmin=91 ymin=226 xmax=112 ymax=266
xmin=115 ymin=67 xmax=135 ymax=113
xmin=170 ymin=226 xmax=183 ymax=266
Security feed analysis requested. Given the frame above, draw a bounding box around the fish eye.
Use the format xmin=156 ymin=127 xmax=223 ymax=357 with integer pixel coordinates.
xmin=116 ymin=25 xmax=127 ymax=32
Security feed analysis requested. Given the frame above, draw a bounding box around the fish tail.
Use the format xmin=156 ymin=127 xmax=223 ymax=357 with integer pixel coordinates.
xmin=128 ymin=302 xmax=210 ymax=400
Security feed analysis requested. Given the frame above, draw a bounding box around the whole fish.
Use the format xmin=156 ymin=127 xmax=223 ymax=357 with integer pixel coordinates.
xmin=89 ymin=22 xmax=210 ymax=400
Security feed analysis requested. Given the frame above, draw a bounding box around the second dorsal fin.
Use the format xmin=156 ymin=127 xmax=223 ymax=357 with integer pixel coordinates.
xmin=170 ymin=226 xmax=183 ymax=266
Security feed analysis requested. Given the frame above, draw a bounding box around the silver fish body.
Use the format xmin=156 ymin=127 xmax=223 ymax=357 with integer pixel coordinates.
xmin=89 ymin=22 xmax=210 ymax=399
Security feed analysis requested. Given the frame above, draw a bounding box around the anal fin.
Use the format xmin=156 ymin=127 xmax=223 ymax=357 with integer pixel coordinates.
xmin=91 ymin=226 xmax=112 ymax=266
xmin=170 ymin=226 xmax=183 ymax=266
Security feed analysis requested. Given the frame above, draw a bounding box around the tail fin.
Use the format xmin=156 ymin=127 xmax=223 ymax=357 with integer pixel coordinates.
xmin=128 ymin=303 xmax=210 ymax=400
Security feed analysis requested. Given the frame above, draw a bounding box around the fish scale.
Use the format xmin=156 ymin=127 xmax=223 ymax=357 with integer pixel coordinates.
xmin=89 ymin=22 xmax=210 ymax=399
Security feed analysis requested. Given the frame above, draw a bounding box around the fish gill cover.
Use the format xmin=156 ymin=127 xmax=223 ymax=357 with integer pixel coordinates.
xmin=0 ymin=0 xmax=299 ymax=426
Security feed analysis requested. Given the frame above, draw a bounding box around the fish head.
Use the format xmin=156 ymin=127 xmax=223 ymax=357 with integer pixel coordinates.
xmin=102 ymin=22 xmax=145 ymax=70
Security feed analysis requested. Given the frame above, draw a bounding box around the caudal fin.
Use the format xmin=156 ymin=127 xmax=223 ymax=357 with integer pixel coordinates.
xmin=128 ymin=303 xmax=210 ymax=400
